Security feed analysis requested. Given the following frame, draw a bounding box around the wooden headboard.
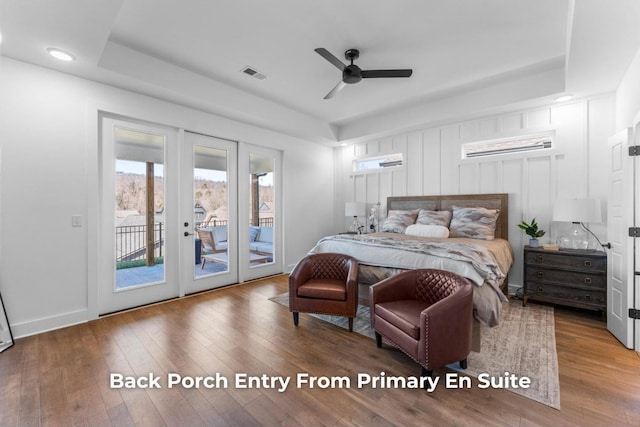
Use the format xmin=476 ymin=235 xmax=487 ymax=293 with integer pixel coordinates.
xmin=387 ymin=193 xmax=509 ymax=240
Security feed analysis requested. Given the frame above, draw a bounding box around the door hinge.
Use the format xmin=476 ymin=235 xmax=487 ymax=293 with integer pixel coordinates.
xmin=630 ymin=309 xmax=640 ymax=319
xmin=628 ymin=227 xmax=640 ymax=237
xmin=629 ymin=146 xmax=640 ymax=156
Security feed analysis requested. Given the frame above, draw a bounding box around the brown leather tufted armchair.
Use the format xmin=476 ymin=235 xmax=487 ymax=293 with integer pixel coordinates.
xmin=289 ymin=253 xmax=359 ymax=331
xmin=370 ymin=269 xmax=473 ymax=377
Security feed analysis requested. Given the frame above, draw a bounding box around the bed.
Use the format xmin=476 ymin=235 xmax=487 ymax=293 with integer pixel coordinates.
xmin=308 ymin=193 xmax=513 ymax=329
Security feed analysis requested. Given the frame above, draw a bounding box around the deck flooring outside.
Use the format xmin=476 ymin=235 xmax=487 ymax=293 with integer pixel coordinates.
xmin=116 ymin=260 xmax=227 ymax=288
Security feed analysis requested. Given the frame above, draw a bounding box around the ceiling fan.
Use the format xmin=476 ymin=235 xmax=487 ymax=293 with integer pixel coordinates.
xmin=314 ymin=48 xmax=413 ymax=99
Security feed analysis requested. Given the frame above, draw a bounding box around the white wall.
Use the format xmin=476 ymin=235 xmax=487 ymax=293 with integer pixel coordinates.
xmin=335 ymin=95 xmax=615 ymax=289
xmin=0 ymin=57 xmax=335 ymax=337
xmin=616 ymin=47 xmax=640 ymax=130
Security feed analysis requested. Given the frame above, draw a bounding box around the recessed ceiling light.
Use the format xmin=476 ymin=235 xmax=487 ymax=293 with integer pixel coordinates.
xmin=47 ymin=47 xmax=75 ymax=61
xmin=555 ymin=94 xmax=573 ymax=103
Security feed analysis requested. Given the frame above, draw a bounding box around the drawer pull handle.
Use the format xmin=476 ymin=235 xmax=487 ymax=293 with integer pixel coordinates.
xmin=536 ymin=255 xmax=544 ymax=262
xmin=584 ymin=260 xmax=591 ymax=267
xmin=537 ymin=271 xmax=544 ymax=278
xmin=584 ymin=277 xmax=592 ymax=285
xmin=537 ymin=286 xmax=543 ymax=292
xmin=585 ymin=293 xmax=591 ymax=301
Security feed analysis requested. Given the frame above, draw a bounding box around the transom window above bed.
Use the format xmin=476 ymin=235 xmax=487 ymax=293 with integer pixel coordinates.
xmin=353 ymin=153 xmax=403 ymax=172
xmin=462 ymin=133 xmax=553 ymax=159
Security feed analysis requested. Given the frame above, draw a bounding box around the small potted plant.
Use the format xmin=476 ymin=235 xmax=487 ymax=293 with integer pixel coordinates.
xmin=518 ymin=218 xmax=545 ymax=247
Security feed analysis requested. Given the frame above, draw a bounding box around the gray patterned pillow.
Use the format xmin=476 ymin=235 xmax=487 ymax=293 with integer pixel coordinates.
xmin=449 ymin=206 xmax=499 ymax=240
xmin=380 ymin=209 xmax=419 ymax=233
xmin=416 ymin=209 xmax=452 ymax=227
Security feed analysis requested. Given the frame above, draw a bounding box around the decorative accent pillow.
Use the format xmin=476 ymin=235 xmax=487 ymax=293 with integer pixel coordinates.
xmin=449 ymin=206 xmax=499 ymax=240
xmin=249 ymin=226 xmax=260 ymax=242
xmin=380 ymin=209 xmax=419 ymax=233
xmin=416 ymin=209 xmax=452 ymax=227
xmin=212 ymin=226 xmax=228 ymax=244
xmin=405 ymin=224 xmax=450 ymax=238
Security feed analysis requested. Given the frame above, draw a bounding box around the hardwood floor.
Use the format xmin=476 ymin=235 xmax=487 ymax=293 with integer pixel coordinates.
xmin=1 ymin=274 xmax=639 ymax=426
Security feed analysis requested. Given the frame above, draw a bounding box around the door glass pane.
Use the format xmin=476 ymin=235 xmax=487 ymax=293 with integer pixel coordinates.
xmin=114 ymin=127 xmax=165 ymax=289
xmin=248 ymin=153 xmax=275 ymax=267
xmin=194 ymin=145 xmax=229 ymax=277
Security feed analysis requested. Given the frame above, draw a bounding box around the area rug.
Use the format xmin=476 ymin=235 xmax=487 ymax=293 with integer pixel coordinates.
xmin=270 ymin=293 xmax=560 ymax=409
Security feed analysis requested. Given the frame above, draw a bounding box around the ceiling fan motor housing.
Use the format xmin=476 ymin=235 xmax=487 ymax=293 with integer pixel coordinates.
xmin=343 ymin=65 xmax=362 ymax=84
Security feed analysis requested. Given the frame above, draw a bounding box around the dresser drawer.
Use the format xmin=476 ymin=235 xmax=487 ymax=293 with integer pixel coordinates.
xmin=526 ymin=283 xmax=606 ymax=307
xmin=525 ymin=251 xmax=606 ymax=273
xmin=525 ymin=268 xmax=606 ymax=289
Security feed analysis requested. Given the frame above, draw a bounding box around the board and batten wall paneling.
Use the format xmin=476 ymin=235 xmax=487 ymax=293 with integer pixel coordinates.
xmin=336 ymin=95 xmax=614 ymax=289
xmin=392 ymin=135 xmax=408 ymax=197
xmin=479 ymin=161 xmax=500 ymax=193
xmin=440 ymin=125 xmax=462 ymax=194
xmin=458 ymin=162 xmax=478 ymax=194
xmin=588 ymin=96 xmax=615 ymax=242
xmin=407 ymin=132 xmax=423 ymax=196
xmin=422 ymin=128 xmax=441 ymax=195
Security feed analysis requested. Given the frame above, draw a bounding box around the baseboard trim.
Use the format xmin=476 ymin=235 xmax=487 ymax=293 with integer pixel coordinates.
xmin=11 ymin=308 xmax=89 ymax=339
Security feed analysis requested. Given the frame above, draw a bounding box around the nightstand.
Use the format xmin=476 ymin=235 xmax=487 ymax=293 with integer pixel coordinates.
xmin=523 ymin=246 xmax=607 ymax=313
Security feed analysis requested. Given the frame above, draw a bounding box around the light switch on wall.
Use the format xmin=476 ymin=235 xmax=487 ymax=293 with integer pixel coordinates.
xmin=71 ymin=215 xmax=82 ymax=227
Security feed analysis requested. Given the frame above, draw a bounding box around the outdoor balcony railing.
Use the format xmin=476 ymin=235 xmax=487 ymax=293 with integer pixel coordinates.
xmin=115 ymin=218 xmax=273 ymax=263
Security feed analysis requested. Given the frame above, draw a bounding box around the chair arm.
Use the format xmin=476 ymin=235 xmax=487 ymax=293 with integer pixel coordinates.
xmin=345 ymin=259 xmax=359 ymax=293
xmin=418 ymin=281 xmax=473 ymax=368
xmin=370 ymin=270 xmax=417 ymax=306
xmin=289 ymin=257 xmax=314 ymax=291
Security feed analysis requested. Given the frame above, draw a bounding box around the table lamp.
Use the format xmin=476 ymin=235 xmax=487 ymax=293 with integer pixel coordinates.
xmin=552 ymin=198 xmax=609 ymax=251
xmin=345 ymin=202 xmax=365 ymax=233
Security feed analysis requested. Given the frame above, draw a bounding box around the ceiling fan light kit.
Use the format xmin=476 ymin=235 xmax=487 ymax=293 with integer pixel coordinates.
xmin=315 ymin=48 xmax=413 ymax=99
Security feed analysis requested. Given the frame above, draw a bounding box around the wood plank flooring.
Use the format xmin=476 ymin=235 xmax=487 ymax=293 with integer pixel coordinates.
xmin=1 ymin=274 xmax=639 ymax=426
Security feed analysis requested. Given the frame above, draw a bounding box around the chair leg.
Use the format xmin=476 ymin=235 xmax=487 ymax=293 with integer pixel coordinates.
xmin=420 ymin=365 xmax=433 ymax=390
xmin=375 ymin=332 xmax=382 ymax=348
xmin=421 ymin=366 xmax=433 ymax=383
xmin=459 ymin=358 xmax=468 ymax=369
xmin=292 ymin=312 xmax=299 ymax=326
xmin=348 ymin=317 xmax=354 ymax=332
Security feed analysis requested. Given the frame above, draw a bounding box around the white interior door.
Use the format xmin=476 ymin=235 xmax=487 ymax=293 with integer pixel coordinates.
xmin=607 ymin=127 xmax=634 ymax=348
xmin=99 ymin=116 xmax=180 ymax=314
xmin=634 ymin=121 xmax=640 ymax=351
xmin=239 ymin=143 xmax=283 ymax=282
xmin=181 ymin=132 xmax=238 ymax=294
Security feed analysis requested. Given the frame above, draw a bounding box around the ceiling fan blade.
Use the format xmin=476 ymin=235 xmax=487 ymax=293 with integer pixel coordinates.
xmin=324 ymin=81 xmax=347 ymax=99
xmin=315 ymin=48 xmax=346 ymax=71
xmin=361 ymin=69 xmax=413 ymax=78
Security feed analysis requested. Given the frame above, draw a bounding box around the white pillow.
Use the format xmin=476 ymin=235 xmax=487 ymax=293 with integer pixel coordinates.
xmin=405 ymin=224 xmax=450 ymax=238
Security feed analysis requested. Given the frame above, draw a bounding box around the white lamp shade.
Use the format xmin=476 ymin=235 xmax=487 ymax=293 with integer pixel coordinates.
xmin=552 ymin=198 xmax=602 ymax=223
xmin=345 ymin=202 xmax=365 ymax=217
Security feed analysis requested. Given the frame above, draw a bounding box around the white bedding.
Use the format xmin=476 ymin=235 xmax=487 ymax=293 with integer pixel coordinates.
xmin=308 ymin=232 xmax=513 ymax=326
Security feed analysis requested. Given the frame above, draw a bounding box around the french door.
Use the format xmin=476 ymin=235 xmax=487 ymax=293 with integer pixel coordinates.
xmin=238 ymin=144 xmax=283 ymax=282
xmin=99 ymin=116 xmax=281 ymax=314
xmin=99 ymin=117 xmax=181 ymax=314
xmin=181 ymin=131 xmax=238 ymax=294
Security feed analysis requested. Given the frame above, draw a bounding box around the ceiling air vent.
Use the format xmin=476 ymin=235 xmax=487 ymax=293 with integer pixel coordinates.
xmin=241 ymin=66 xmax=268 ymax=81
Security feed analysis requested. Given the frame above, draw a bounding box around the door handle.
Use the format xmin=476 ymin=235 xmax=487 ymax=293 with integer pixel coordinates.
xmin=184 ymin=231 xmax=194 ymax=237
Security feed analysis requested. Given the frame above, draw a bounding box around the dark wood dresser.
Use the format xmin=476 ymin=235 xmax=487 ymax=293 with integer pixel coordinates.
xmin=523 ymin=245 xmax=607 ymax=313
